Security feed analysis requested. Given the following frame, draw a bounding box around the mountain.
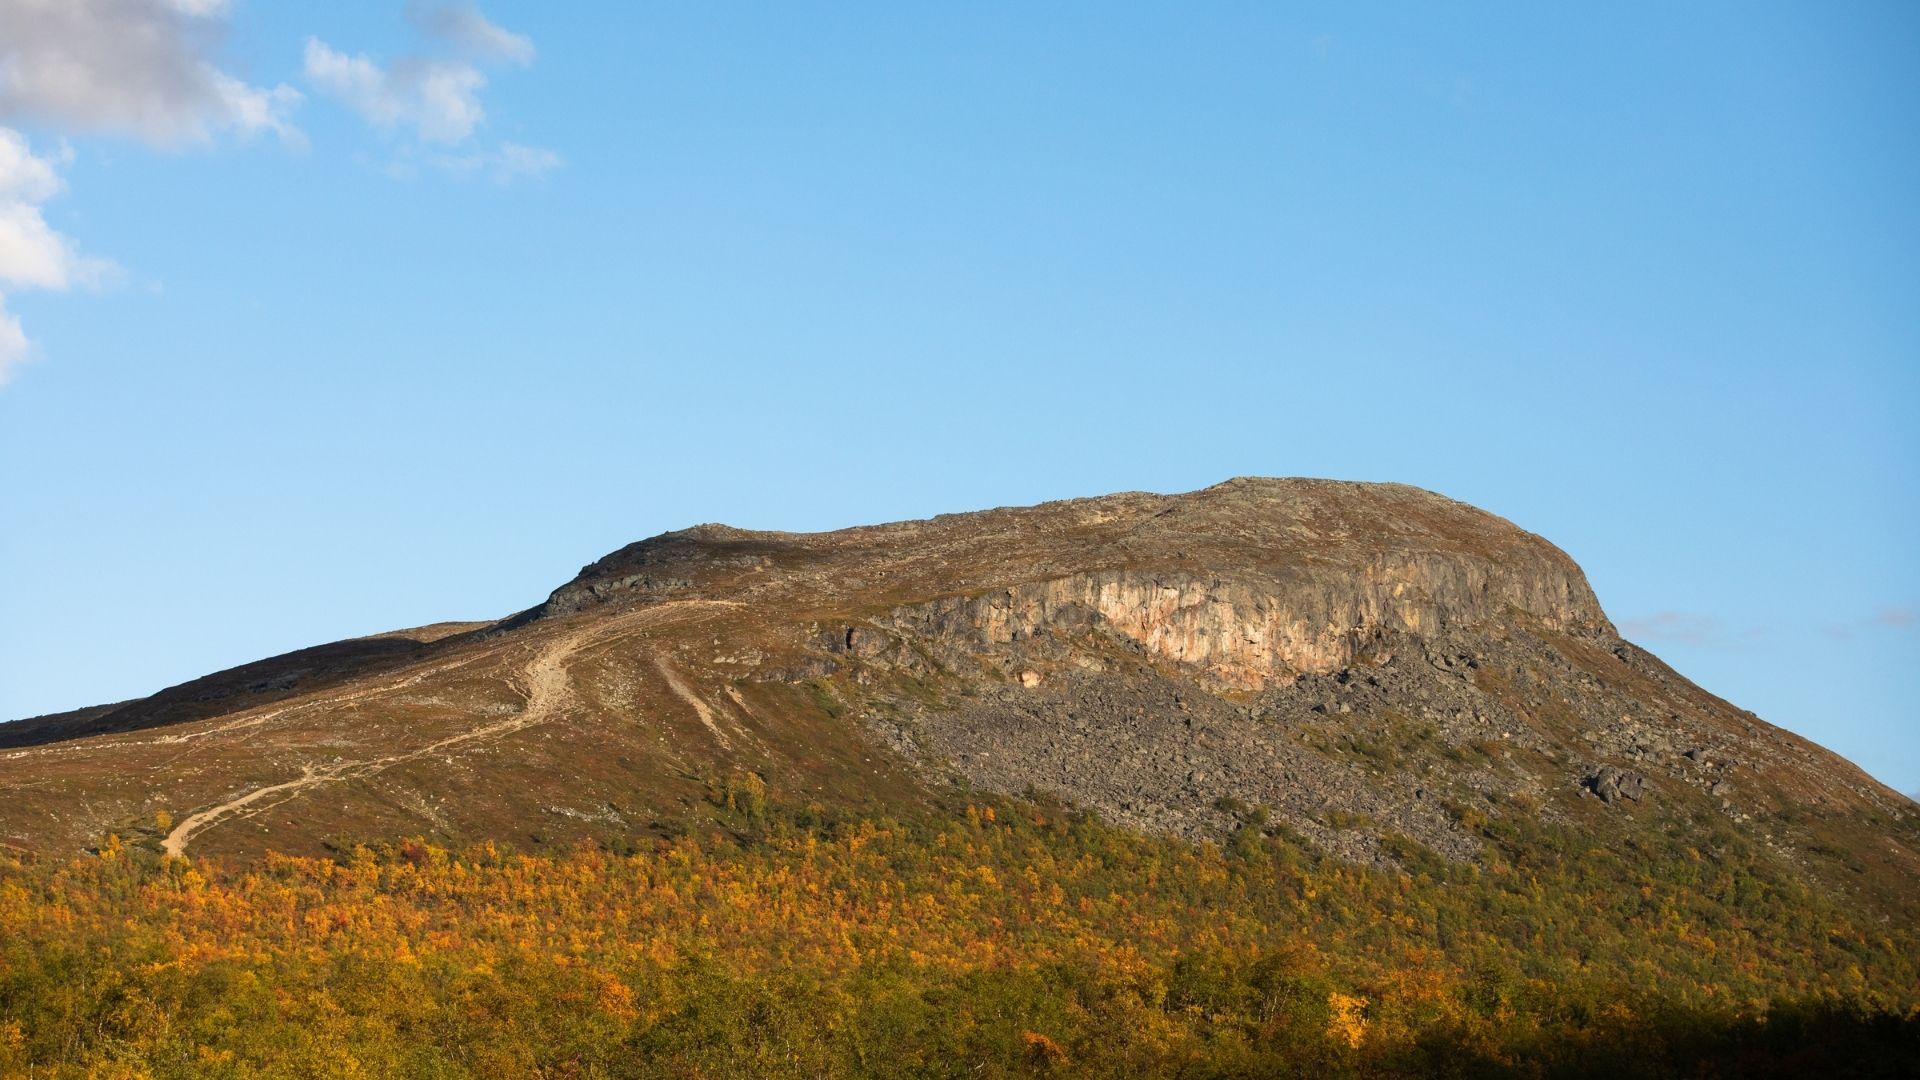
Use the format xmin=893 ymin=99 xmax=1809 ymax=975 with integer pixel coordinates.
xmin=3 ymin=478 xmax=1913 ymax=911
xmin=6 ymin=477 xmax=1919 ymax=1076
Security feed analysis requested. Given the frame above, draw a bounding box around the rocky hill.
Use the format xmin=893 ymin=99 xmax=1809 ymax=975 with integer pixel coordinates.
xmin=3 ymin=478 xmax=1915 ymax=922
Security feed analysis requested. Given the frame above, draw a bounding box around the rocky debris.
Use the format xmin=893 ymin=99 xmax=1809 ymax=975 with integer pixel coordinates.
xmin=849 ymin=594 xmax=1835 ymax=865
xmin=858 ymin=621 xmax=1634 ymax=866
xmin=865 ymin=658 xmax=1481 ymax=866
xmin=1587 ymin=767 xmax=1648 ymax=805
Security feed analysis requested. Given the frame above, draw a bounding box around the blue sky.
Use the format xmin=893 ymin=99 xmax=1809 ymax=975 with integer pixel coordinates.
xmin=1 ymin=2 xmax=1915 ymax=793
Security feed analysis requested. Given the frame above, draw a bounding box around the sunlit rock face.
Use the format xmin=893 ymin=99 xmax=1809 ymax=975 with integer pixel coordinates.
xmin=883 ymin=552 xmax=1607 ymax=689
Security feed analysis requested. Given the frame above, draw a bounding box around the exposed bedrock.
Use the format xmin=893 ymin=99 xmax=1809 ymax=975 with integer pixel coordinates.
xmin=881 ymin=555 xmax=1610 ymax=688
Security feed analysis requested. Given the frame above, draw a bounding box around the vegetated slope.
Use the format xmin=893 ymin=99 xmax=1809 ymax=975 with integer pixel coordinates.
xmin=5 ymin=797 xmax=1916 ymax=1077
xmin=1 ymin=478 xmax=1914 ymax=925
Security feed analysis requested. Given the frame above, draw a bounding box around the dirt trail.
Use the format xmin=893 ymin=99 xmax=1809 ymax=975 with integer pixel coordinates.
xmin=160 ymin=629 xmax=581 ymax=857
xmin=160 ymin=601 xmax=741 ymax=858
xmin=655 ymin=658 xmax=734 ymax=748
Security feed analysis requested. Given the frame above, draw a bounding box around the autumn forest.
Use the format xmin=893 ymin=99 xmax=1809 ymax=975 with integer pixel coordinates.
xmin=2 ymin=781 xmax=1915 ymax=1078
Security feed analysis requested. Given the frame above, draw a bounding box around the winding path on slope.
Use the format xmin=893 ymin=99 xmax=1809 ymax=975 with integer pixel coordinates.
xmin=161 ymin=600 xmax=740 ymax=857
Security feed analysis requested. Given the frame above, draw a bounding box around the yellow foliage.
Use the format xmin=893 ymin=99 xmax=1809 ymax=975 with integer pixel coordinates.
xmin=0 ymin=803 xmax=1911 ymax=1075
xmin=1022 ymin=1029 xmax=1069 ymax=1068
xmin=1328 ymin=990 xmax=1369 ymax=1049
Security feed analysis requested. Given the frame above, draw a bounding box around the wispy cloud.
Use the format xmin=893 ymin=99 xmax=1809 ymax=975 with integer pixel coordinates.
xmin=432 ymin=141 xmax=562 ymax=184
xmin=305 ymin=4 xmax=555 ymax=183
xmin=408 ymin=2 xmax=534 ymax=67
xmin=305 ymin=40 xmax=487 ymax=145
xmin=1626 ymin=606 xmax=1918 ymax=648
xmin=1620 ymin=611 xmax=1726 ymax=647
xmin=1823 ymin=605 xmax=1919 ymax=641
xmin=1872 ymin=606 xmax=1916 ymax=630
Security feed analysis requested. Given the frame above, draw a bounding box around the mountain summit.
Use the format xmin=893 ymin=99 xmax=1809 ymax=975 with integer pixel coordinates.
xmin=3 ymin=479 xmax=1914 ymax=919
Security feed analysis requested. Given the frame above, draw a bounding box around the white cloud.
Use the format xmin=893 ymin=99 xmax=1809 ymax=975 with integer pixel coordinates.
xmin=0 ymin=127 xmax=112 ymax=385
xmin=0 ymin=200 xmax=85 ymax=289
xmin=0 ymin=0 xmax=303 ymax=148
xmin=408 ymin=2 xmax=535 ymax=66
xmin=304 ymin=39 xmax=486 ymax=145
xmin=0 ymin=128 xmax=64 ymax=202
xmin=0 ymin=129 xmax=112 ymax=293
xmin=0 ymin=294 xmax=28 ymax=384
xmin=0 ymin=1 xmax=550 ymax=387
xmin=305 ymin=7 xmax=555 ymax=184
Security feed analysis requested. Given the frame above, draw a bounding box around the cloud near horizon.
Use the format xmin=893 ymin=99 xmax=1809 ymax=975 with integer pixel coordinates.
xmin=1619 ymin=611 xmax=1727 ymax=647
xmin=1822 ymin=605 xmax=1919 ymax=641
xmin=1623 ymin=606 xmax=1917 ymax=648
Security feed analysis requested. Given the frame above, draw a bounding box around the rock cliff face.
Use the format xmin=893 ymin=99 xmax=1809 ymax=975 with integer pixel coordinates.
xmin=2 ymin=478 xmax=1914 ymax=925
xmin=882 ymin=554 xmax=1607 ymax=689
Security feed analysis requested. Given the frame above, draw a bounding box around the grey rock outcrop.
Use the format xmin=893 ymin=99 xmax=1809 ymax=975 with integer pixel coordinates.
xmin=1587 ymin=766 xmax=1648 ymax=805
